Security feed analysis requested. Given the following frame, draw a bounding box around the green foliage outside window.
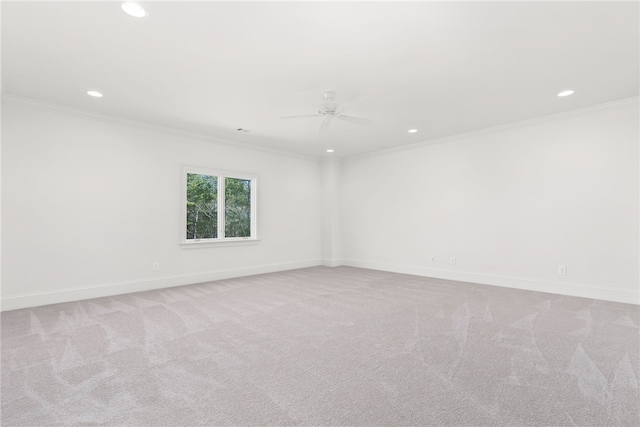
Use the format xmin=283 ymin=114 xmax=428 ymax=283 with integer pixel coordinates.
xmin=186 ymin=173 xmax=217 ymax=239
xmin=186 ymin=173 xmax=252 ymax=240
xmin=225 ymin=177 xmax=251 ymax=237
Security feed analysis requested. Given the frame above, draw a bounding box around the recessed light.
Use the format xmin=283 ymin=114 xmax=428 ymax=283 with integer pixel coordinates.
xmin=87 ymin=91 xmax=103 ymax=98
xmin=326 ymin=149 xmax=334 ymax=153
xmin=121 ymin=2 xmax=148 ymax=18
xmin=408 ymin=129 xmax=418 ymax=133
xmin=557 ymin=90 xmax=574 ymax=97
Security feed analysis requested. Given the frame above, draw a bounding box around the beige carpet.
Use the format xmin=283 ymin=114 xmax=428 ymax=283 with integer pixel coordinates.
xmin=1 ymin=266 xmax=639 ymax=426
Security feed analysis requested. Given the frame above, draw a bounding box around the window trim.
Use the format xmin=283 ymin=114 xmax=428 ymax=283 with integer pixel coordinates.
xmin=180 ymin=165 xmax=258 ymax=247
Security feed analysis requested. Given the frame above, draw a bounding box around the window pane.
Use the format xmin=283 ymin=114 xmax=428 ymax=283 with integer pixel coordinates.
xmin=225 ymin=177 xmax=251 ymax=238
xmin=186 ymin=173 xmax=217 ymax=239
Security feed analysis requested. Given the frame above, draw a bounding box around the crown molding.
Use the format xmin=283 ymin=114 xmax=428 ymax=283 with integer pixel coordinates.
xmin=4 ymin=93 xmax=637 ymax=163
xmin=345 ymin=96 xmax=639 ymax=161
xmin=1 ymin=93 xmax=317 ymax=162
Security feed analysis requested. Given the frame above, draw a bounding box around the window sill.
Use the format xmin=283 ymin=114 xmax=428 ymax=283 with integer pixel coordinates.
xmin=180 ymin=238 xmax=261 ymax=249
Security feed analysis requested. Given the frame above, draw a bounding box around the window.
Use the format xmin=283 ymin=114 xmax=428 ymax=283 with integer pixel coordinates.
xmin=181 ymin=166 xmax=257 ymax=245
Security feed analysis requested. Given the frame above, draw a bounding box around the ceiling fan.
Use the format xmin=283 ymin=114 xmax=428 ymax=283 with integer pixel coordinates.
xmin=280 ymin=91 xmax=372 ymax=133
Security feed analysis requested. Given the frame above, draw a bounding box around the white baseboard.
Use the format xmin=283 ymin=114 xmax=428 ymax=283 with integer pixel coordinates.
xmin=4 ymin=259 xmax=637 ymax=310
xmin=1 ymin=259 xmax=322 ymax=311
xmin=341 ymin=259 xmax=640 ymax=305
xmin=321 ymin=258 xmax=344 ymax=267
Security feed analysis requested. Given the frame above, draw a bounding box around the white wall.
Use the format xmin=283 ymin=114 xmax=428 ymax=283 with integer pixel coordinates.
xmin=320 ymin=159 xmax=342 ymax=266
xmin=1 ymin=100 xmax=322 ymax=310
xmin=2 ymin=98 xmax=638 ymax=309
xmin=341 ymin=100 xmax=639 ymax=304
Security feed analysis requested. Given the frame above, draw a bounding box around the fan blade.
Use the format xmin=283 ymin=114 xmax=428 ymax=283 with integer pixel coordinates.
xmin=279 ymin=114 xmax=321 ymax=119
xmin=319 ymin=115 xmax=332 ymax=133
xmin=336 ymin=114 xmax=373 ymax=125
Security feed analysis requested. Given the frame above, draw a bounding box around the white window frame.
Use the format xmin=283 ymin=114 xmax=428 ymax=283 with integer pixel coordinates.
xmin=180 ymin=165 xmax=258 ymax=247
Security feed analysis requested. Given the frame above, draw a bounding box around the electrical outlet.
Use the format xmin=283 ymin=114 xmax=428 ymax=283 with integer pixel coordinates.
xmin=450 ymin=257 xmax=456 ymax=265
xmin=430 ymin=256 xmax=436 ymax=262
xmin=152 ymin=262 xmax=159 ymax=272
xmin=558 ymin=265 xmax=566 ymax=275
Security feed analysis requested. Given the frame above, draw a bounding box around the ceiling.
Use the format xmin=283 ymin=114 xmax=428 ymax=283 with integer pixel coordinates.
xmin=2 ymin=1 xmax=638 ymax=158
